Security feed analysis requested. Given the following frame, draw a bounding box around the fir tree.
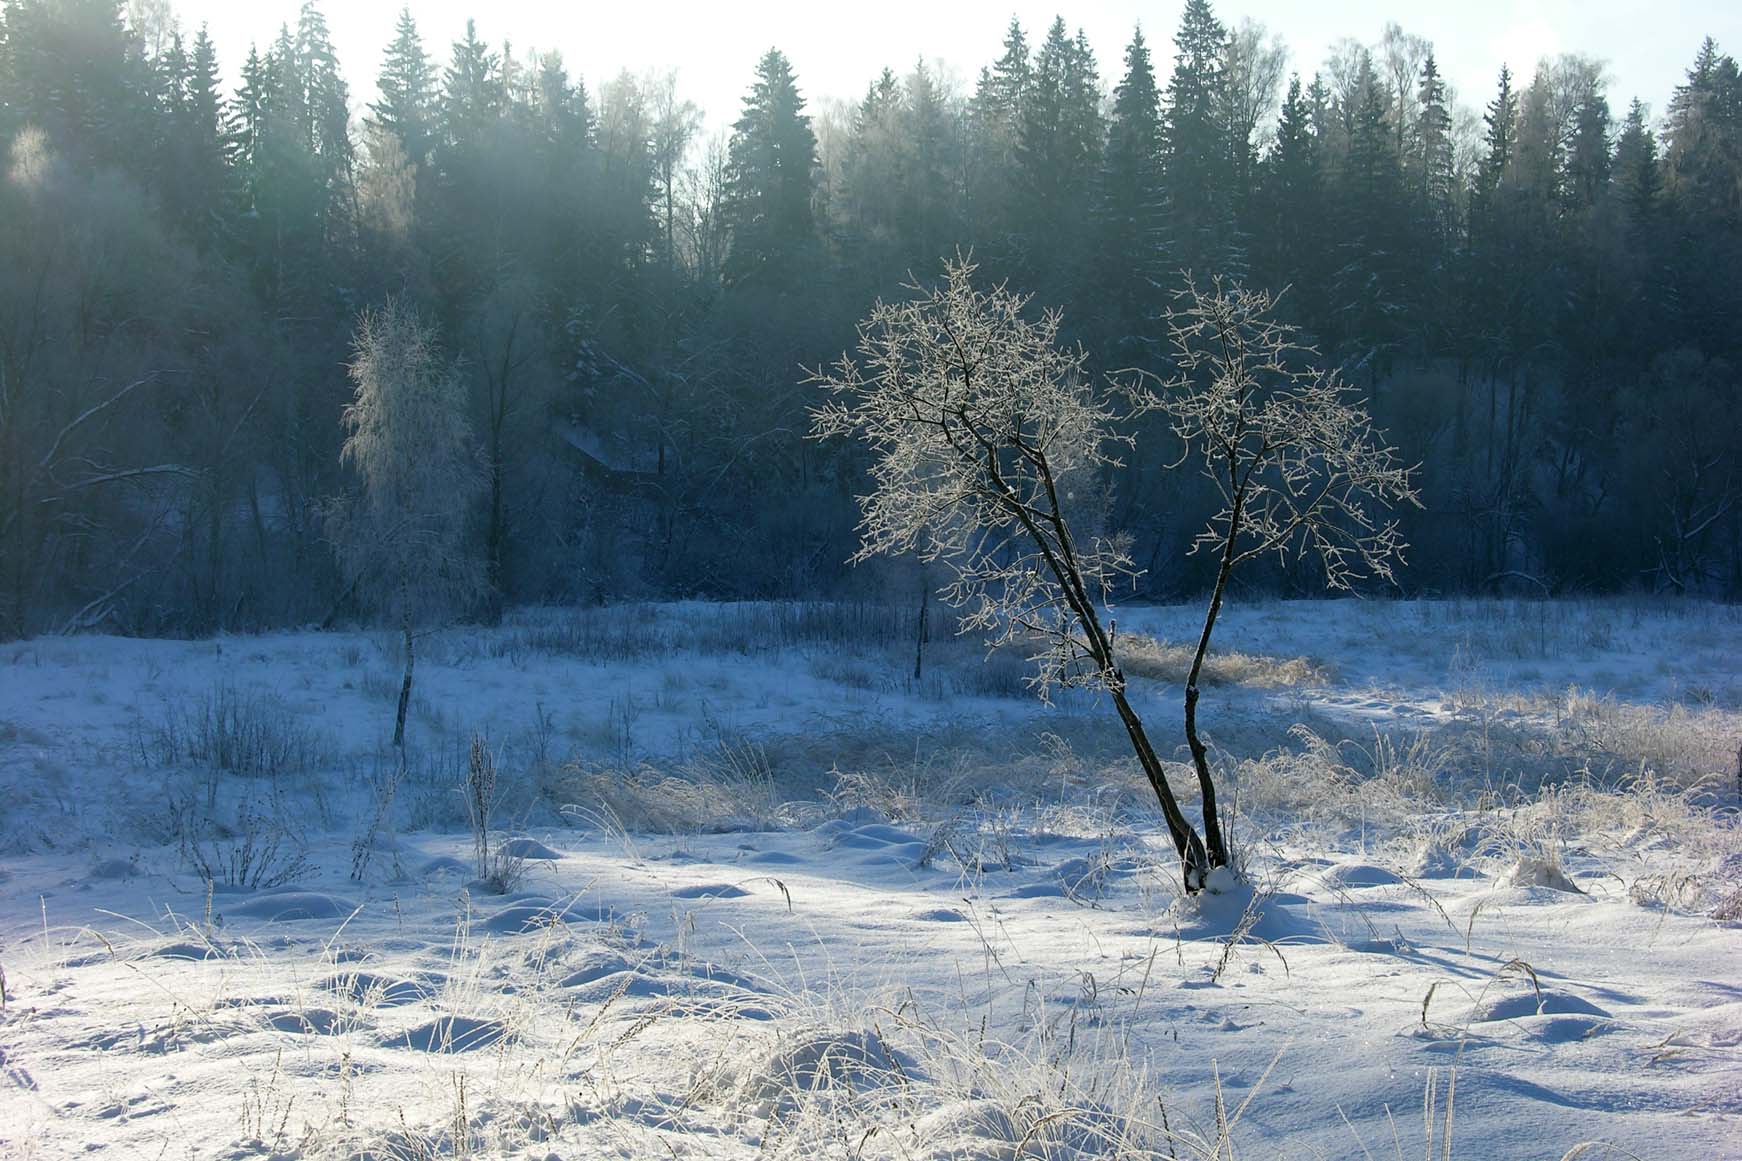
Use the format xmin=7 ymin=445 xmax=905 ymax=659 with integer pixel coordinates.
xmin=1163 ymin=0 xmax=1231 ymax=273
xmin=722 ymin=48 xmax=817 ymax=288
xmin=1474 ymin=65 xmax=1518 ymax=213
xmin=902 ymin=57 xmax=954 ymax=264
xmin=443 ymin=18 xmax=504 ymax=154
xmin=370 ymin=7 xmax=436 ymax=171
xmin=1255 ymin=73 xmax=1322 ymax=302
xmin=967 ymin=16 xmax=1029 ymax=243
xmin=1015 ymin=21 xmax=1101 ymax=285
xmin=1414 ymin=53 xmax=1455 ymax=234
xmin=1613 ymin=97 xmax=1661 ymax=223
xmin=1098 ymin=24 xmax=1169 ymax=353
xmin=1565 ymin=86 xmax=1613 ymax=213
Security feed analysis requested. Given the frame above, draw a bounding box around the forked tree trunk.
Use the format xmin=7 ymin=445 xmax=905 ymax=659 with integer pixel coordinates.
xmin=990 ymin=449 xmax=1214 ymax=892
xmin=1109 ymin=680 xmax=1212 ymax=889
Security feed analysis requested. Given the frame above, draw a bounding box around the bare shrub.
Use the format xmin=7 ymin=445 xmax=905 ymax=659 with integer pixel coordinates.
xmin=350 ymin=756 xmax=406 ymax=882
xmin=464 ymin=734 xmax=527 ymax=893
xmin=176 ymin=796 xmax=312 ymax=890
xmin=141 ymin=686 xmax=323 ymax=780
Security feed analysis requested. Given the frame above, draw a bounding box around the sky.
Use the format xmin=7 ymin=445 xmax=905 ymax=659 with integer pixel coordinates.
xmin=160 ymin=1 xmax=1736 ymax=141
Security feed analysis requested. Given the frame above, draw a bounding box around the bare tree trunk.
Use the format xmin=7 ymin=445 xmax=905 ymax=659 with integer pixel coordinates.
xmin=913 ymin=579 xmax=928 ymax=682
xmin=485 ymin=447 xmax=504 ymax=621
xmin=393 ymin=599 xmax=414 ymax=748
xmin=1184 ymin=540 xmax=1238 ymax=873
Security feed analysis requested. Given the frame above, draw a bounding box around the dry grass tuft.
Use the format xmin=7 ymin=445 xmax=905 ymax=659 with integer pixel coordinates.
xmin=1115 ymin=632 xmax=1323 ymax=689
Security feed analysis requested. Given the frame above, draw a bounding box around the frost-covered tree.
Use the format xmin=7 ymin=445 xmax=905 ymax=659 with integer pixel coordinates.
xmin=328 ymin=298 xmax=484 ymax=747
xmin=1156 ymin=277 xmax=1418 ymax=869
xmin=810 ymin=257 xmax=1215 ymax=891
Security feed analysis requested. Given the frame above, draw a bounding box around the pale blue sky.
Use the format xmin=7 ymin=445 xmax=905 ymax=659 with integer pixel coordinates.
xmin=165 ymin=1 xmax=1735 ymax=136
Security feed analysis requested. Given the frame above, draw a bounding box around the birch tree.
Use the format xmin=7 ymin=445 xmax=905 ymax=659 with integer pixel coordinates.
xmin=328 ymin=298 xmax=484 ymax=747
xmin=810 ymin=257 xmax=1215 ymax=892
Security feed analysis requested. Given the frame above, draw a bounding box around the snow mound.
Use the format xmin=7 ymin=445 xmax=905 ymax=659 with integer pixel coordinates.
xmin=1495 ymin=857 xmax=1583 ymax=893
xmin=320 ymin=971 xmax=431 ymax=1007
xmin=910 ymin=906 xmax=968 ymax=922
xmin=478 ymin=895 xmax=619 ymax=935
xmin=1310 ymin=861 xmax=1403 ymax=889
xmin=559 ymin=952 xmax=641 ymax=987
xmin=390 ymin=1015 xmax=508 ymax=1053
xmin=1467 ymin=986 xmax=1609 ymax=1024
xmin=266 ymin=1007 xmax=343 ymax=1035
xmin=900 ymin=1099 xmax=1021 ymax=1159
xmin=563 ymin=970 xmax=679 ymax=1003
xmin=1166 ymin=874 xmax=1315 ymax=944
xmin=227 ymin=891 xmax=355 ymax=922
xmin=497 ymin=837 xmax=562 ymax=860
xmin=737 ymin=1028 xmax=909 ymax=1115
xmin=817 ymin=820 xmax=930 ymax=868
xmin=671 ymin=882 xmax=751 ymax=900
xmin=147 ymin=939 xmax=230 ymax=961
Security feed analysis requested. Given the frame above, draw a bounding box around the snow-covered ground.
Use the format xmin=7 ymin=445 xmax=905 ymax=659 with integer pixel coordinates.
xmin=1 ymin=598 xmax=1738 ymax=1159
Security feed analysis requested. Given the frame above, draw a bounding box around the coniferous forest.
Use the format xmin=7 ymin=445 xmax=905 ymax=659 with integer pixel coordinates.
xmin=3 ymin=0 xmax=1740 ymax=639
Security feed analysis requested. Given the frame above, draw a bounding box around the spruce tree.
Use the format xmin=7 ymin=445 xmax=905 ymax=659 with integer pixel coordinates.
xmin=1163 ymin=0 xmax=1231 ymax=273
xmin=1565 ymin=86 xmax=1612 ymax=214
xmin=1415 ymin=53 xmax=1455 ymax=234
xmin=722 ymin=48 xmax=818 ymax=288
xmin=902 ymin=57 xmax=954 ymax=265
xmin=370 ymin=7 xmax=436 ymax=171
xmin=442 ymin=19 xmax=503 ymax=156
xmin=1664 ymin=36 xmax=1741 ymax=223
xmin=295 ymin=0 xmax=352 ymax=204
xmin=1332 ymin=52 xmax=1410 ymax=367
xmin=179 ymin=25 xmax=233 ymax=243
xmin=967 ymin=16 xmax=1029 ymax=245
xmin=1255 ymin=73 xmax=1322 ymax=303
xmin=1473 ymin=65 xmax=1518 ymax=215
xmin=1613 ymin=97 xmax=1661 ymax=223
xmin=1098 ymin=25 xmax=1169 ymax=355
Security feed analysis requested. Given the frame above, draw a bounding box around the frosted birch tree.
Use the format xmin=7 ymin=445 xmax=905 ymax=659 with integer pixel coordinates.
xmin=810 ymin=257 xmax=1216 ymax=891
xmin=328 ymin=297 xmax=485 ymax=747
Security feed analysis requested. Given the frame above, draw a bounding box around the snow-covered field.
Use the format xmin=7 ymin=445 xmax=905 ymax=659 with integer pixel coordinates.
xmin=1 ymin=598 xmax=1738 ymax=1159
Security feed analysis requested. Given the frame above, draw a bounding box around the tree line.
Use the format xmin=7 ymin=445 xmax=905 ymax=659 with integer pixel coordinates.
xmin=2 ymin=0 xmax=1738 ymax=639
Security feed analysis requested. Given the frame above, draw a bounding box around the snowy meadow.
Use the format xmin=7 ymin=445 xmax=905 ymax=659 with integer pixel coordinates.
xmin=0 ymin=597 xmax=1738 ymax=1159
